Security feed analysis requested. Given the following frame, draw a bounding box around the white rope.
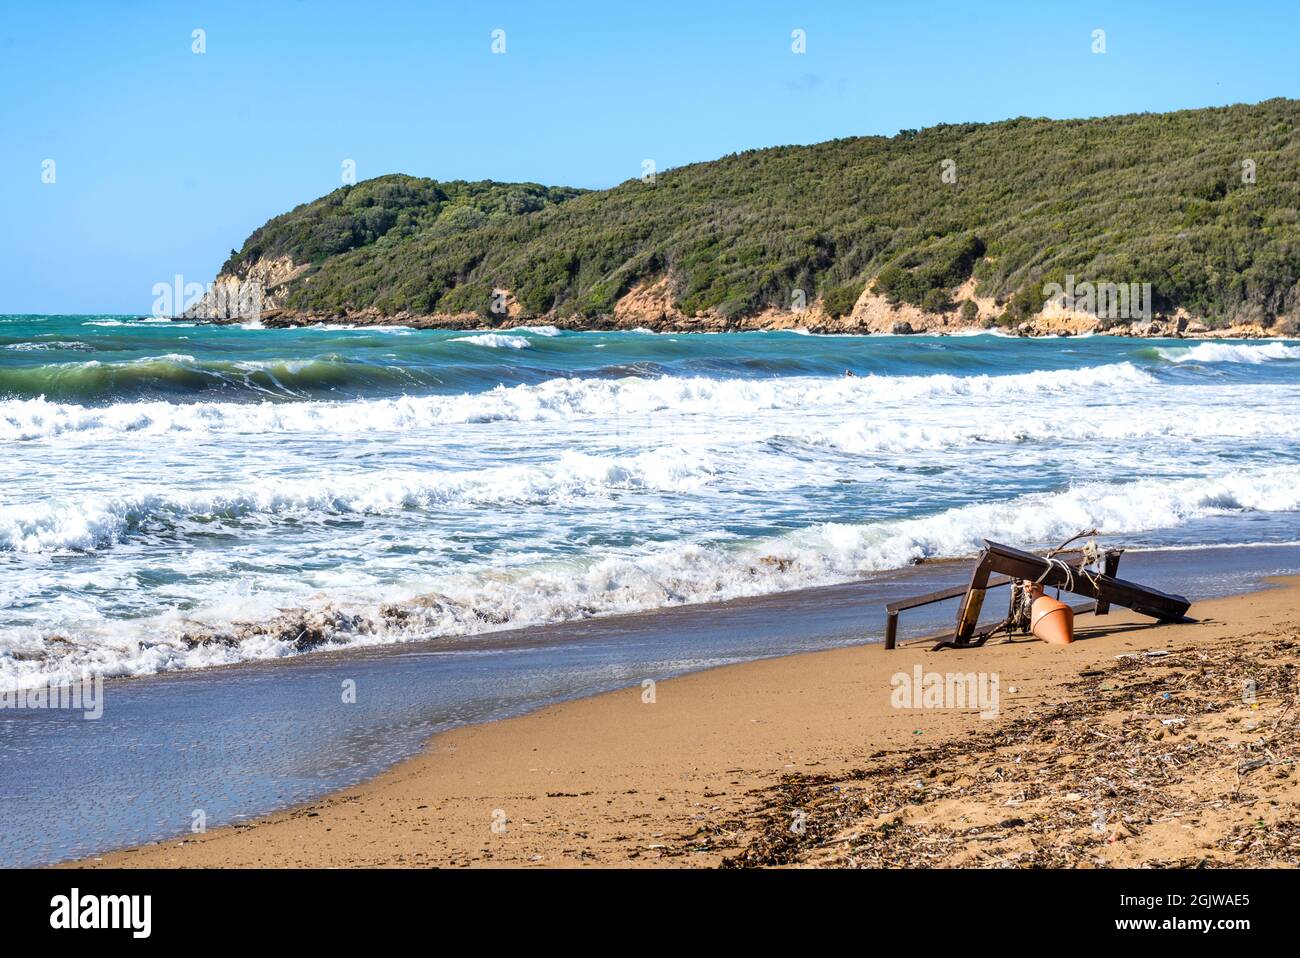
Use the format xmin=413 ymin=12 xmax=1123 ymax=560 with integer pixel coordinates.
xmin=1030 ymin=540 xmax=1109 ymax=605
xmin=1034 ymin=556 xmax=1075 ymax=593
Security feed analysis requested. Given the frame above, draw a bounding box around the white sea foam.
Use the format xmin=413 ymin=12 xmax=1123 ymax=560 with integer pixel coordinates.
xmin=1157 ymin=341 xmax=1300 ymax=364
xmin=3 ymin=341 xmax=92 ymax=351
xmin=0 ymin=449 xmax=719 ymax=554
xmin=9 ymin=324 xmax=1298 ymax=694
xmin=6 ymin=465 xmax=1299 ymax=690
xmin=16 ymin=394 xmax=1292 ymax=565
xmin=0 ymin=362 xmax=1157 ymax=442
xmin=303 ymin=323 xmax=414 ymax=332
xmin=943 ymin=328 xmax=1003 ymax=337
xmin=790 ymin=404 xmax=1300 ymax=455
xmin=449 ymin=333 xmax=532 ymax=349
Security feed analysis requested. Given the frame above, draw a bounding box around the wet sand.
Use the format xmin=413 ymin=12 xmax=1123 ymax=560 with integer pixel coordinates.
xmin=74 ymin=575 xmax=1300 ymax=868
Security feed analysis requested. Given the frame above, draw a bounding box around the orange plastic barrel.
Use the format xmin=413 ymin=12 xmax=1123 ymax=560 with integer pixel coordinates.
xmin=1030 ymin=593 xmax=1075 ymax=645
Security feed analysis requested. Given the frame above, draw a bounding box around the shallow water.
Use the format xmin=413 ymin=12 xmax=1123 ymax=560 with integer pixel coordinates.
xmin=3 ymin=316 xmax=1300 ymax=690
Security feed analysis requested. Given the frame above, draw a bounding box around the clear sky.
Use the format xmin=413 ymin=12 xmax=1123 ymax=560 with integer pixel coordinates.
xmin=2 ymin=0 xmax=1297 ymax=313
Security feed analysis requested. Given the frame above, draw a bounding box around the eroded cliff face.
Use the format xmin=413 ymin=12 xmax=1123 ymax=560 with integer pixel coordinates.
xmin=182 ymin=256 xmax=306 ymax=321
xmin=181 ymin=267 xmax=1285 ymax=339
xmin=595 ymin=275 xmax=1277 ymax=338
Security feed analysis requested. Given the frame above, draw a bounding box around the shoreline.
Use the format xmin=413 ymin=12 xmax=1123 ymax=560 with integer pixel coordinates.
xmin=71 ymin=574 xmax=1300 ymax=869
xmin=18 ymin=538 xmax=1293 ymax=697
xmin=177 ymin=308 xmax=1286 ymax=340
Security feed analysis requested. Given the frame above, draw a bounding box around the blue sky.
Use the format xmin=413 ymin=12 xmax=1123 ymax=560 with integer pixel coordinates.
xmin=2 ymin=0 xmax=1297 ymax=313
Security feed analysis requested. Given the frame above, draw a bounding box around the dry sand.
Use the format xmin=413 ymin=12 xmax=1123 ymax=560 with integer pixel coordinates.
xmin=75 ymin=578 xmax=1300 ymax=868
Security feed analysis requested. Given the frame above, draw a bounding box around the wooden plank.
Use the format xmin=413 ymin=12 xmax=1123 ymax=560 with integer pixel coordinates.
xmin=953 ymin=550 xmax=995 ymax=645
xmin=1094 ymin=548 xmax=1123 ymax=615
xmin=884 ymin=551 xmax=1085 ymax=614
xmin=982 ymin=540 xmax=1189 ymax=621
xmin=880 ymin=543 xmax=1185 ymax=652
xmin=885 ymin=575 xmax=1011 ymax=614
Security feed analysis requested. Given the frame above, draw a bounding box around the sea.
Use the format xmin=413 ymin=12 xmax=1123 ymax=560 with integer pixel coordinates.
xmin=4 ymin=315 xmax=1300 ymax=689
xmin=2 ymin=314 xmax=1299 ymax=864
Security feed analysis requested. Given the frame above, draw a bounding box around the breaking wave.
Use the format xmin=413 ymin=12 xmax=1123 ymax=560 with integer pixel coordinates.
xmin=449 ymin=333 xmax=532 ymax=349
xmin=0 ymin=353 xmax=444 ymax=402
xmin=1155 ymin=341 xmax=1300 ymax=364
xmin=6 ymin=465 xmax=1300 ymax=690
xmin=0 ymin=449 xmax=718 ymax=554
xmin=786 ymin=402 xmax=1300 ymax=454
xmin=2 ymin=362 xmax=1157 ymax=441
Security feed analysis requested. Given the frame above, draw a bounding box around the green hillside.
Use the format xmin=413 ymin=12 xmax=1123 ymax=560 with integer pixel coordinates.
xmin=219 ymin=99 xmax=1300 ymax=328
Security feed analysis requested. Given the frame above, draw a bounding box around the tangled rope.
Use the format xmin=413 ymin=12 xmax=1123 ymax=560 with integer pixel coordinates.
xmin=1012 ymin=528 xmax=1103 ymax=624
xmin=1034 ymin=556 xmax=1075 ymax=592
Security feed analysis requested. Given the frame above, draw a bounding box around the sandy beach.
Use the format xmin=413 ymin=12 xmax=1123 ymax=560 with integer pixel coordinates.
xmin=72 ymin=576 xmax=1300 ymax=869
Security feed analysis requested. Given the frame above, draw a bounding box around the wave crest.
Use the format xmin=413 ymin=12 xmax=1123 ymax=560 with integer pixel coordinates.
xmin=6 ymin=465 xmax=1299 ymax=690
xmin=0 ymin=449 xmax=717 ymax=554
xmin=1156 ymin=342 xmax=1300 ymax=364
xmin=448 ymin=333 xmax=532 ymax=349
xmin=2 ymin=362 xmax=1156 ymax=442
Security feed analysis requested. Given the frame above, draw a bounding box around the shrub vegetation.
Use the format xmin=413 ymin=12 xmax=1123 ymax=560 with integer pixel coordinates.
xmin=220 ymin=100 xmax=1300 ymax=327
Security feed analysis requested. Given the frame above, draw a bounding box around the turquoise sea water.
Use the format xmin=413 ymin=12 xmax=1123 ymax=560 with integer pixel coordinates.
xmin=3 ymin=314 xmax=1300 ymax=690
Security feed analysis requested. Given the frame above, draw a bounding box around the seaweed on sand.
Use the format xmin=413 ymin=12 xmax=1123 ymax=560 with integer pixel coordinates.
xmin=676 ymin=633 xmax=1300 ymax=868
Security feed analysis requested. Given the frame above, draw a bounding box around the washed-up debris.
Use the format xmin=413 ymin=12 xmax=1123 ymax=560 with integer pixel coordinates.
xmin=884 ymin=537 xmax=1190 ymax=652
xmin=686 ymin=632 xmax=1300 ymax=868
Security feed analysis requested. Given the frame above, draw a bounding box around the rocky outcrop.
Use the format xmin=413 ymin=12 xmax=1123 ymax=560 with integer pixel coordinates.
xmin=182 ymin=256 xmax=306 ymax=322
xmin=611 ymin=275 xmax=688 ymax=328
xmin=177 ymin=267 xmax=1291 ymax=339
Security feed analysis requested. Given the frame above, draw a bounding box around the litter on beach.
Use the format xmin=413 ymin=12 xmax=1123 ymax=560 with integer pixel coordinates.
xmin=884 ymin=532 xmax=1192 ymax=651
